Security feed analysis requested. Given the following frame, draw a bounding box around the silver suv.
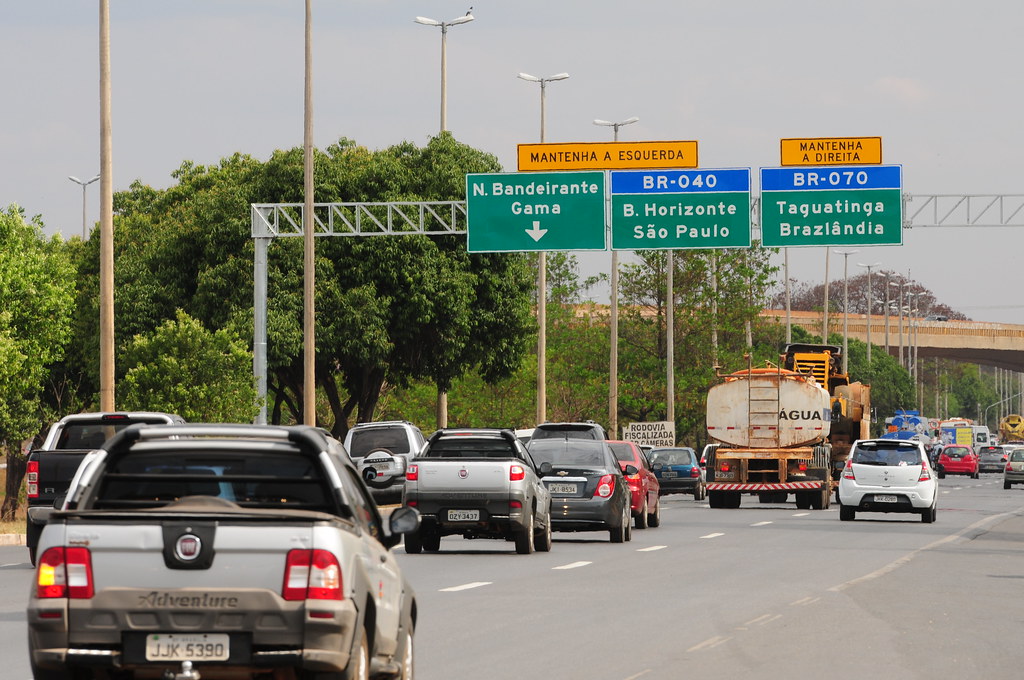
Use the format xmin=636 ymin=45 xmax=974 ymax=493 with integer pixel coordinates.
xmin=343 ymin=420 xmax=426 ymax=493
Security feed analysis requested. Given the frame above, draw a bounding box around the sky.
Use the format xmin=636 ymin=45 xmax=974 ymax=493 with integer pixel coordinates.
xmin=5 ymin=1 xmax=1024 ymax=324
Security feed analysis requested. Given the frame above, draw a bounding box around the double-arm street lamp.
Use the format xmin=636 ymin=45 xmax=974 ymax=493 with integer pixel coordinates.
xmin=594 ymin=116 xmax=638 ymax=438
xmin=519 ymin=71 xmax=569 ymax=425
xmin=415 ymin=12 xmax=474 ymax=132
xmin=68 ymin=173 xmax=100 ymax=239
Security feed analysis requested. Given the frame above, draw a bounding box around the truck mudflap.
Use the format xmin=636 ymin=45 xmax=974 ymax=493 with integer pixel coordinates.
xmin=707 ymin=481 xmax=825 ymax=491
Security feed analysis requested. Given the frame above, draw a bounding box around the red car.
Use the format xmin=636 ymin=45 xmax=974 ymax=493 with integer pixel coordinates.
xmin=937 ymin=444 xmax=979 ymax=479
xmin=607 ymin=440 xmax=661 ymax=528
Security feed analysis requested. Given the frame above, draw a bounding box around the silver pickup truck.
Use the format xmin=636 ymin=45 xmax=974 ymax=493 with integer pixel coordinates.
xmin=402 ymin=428 xmax=553 ymax=555
xmin=27 ymin=423 xmax=420 ymax=680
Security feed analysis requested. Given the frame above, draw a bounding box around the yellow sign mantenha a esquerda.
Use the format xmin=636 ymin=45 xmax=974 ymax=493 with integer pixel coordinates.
xmin=780 ymin=137 xmax=882 ymax=166
xmin=518 ymin=141 xmax=699 ymax=171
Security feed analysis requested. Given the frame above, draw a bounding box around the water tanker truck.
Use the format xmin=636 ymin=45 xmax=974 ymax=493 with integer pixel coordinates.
xmin=704 ymin=343 xmax=871 ymax=509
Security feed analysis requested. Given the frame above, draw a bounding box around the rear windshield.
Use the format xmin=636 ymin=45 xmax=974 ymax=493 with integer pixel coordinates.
xmin=529 ymin=441 xmax=609 ymax=468
xmin=425 ymin=438 xmax=517 ymax=459
xmin=943 ymin=447 xmax=970 ymax=457
xmin=56 ymin=420 xmax=163 ymax=449
xmin=349 ymin=428 xmax=411 ymax=457
xmin=851 ymin=442 xmax=922 ymax=466
xmin=94 ymin=450 xmax=336 ymax=513
xmin=978 ymin=447 xmax=1001 ymax=456
xmin=531 ymin=425 xmax=603 ymax=440
xmin=1011 ymin=451 xmax=1024 ymax=462
xmin=650 ymin=448 xmax=693 ymax=465
xmin=608 ymin=442 xmax=638 ymax=462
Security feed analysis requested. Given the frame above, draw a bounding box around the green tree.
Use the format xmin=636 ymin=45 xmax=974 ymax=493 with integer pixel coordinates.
xmin=64 ymin=134 xmax=535 ymax=437
xmin=0 ymin=206 xmax=76 ymax=520
xmin=118 ymin=310 xmax=259 ymax=422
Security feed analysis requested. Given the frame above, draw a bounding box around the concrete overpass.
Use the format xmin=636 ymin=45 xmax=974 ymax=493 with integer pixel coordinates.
xmin=762 ymin=310 xmax=1024 ymax=372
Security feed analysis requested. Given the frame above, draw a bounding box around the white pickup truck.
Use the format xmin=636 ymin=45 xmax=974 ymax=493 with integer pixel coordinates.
xmin=401 ymin=428 xmax=553 ymax=555
xmin=27 ymin=423 xmax=420 ymax=680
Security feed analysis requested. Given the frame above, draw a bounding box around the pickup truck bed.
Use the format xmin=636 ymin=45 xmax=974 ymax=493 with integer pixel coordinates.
xmin=403 ymin=428 xmax=553 ymax=555
xmin=27 ymin=423 xmax=419 ymax=680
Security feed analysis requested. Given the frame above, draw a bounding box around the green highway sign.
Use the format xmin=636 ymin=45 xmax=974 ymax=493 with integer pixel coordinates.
xmin=610 ymin=169 xmax=751 ymax=250
xmin=760 ymin=165 xmax=903 ymax=247
xmin=466 ymin=171 xmax=606 ymax=252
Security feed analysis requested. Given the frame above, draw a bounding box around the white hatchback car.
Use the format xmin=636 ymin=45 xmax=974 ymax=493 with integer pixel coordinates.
xmin=838 ymin=438 xmax=937 ymax=523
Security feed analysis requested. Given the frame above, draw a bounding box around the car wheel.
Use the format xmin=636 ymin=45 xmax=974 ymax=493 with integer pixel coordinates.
xmin=839 ymin=504 xmax=855 ymax=521
xmin=1005 ymin=480 xmax=1012 ymax=490
xmin=938 ymin=470 xmax=946 ymax=479
xmin=534 ymin=512 xmax=552 ymax=552
xmin=708 ymin=490 xmax=722 ymax=508
xmin=341 ymin=628 xmax=369 ymax=680
xmin=635 ymin=498 xmax=649 ymax=529
xmin=795 ymin=492 xmax=811 ymax=510
xmin=624 ymin=506 xmax=633 ymax=541
xmin=695 ymin=482 xmax=707 ymax=501
xmin=403 ymin=530 xmax=423 ymax=555
xmin=422 ymin=530 xmax=441 ymax=552
xmin=648 ymin=497 xmax=661 ymax=528
xmin=921 ymin=503 xmax=937 ymax=523
xmin=393 ymin=630 xmax=414 ymax=680
xmin=514 ymin=512 xmax=535 ymax=554
xmin=609 ymin=512 xmax=626 ymax=543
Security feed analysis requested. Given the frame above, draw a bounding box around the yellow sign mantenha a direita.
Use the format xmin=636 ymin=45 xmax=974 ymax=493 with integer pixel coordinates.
xmin=780 ymin=137 xmax=882 ymax=166
xmin=518 ymin=141 xmax=699 ymax=171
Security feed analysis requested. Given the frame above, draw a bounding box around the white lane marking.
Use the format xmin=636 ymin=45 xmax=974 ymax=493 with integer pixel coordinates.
xmin=750 ymin=521 xmax=773 ymax=527
xmin=700 ymin=532 xmax=725 ymax=539
xmin=829 ymin=509 xmax=1021 ymax=592
xmin=637 ymin=545 xmax=667 ymax=552
xmin=790 ymin=596 xmax=819 ymax=606
xmin=743 ymin=614 xmax=775 ymax=626
xmin=440 ymin=581 xmax=492 ymax=592
xmin=624 ymin=671 xmax=653 ymax=680
xmin=688 ymin=635 xmax=731 ymax=652
xmin=553 ymin=561 xmax=592 ymax=570
xmin=792 ymin=512 xmax=810 ymax=517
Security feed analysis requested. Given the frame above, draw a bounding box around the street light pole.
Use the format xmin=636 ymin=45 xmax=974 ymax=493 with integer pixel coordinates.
xmin=890 ymin=279 xmax=904 ymax=368
xmin=68 ymin=174 xmax=100 ymax=239
xmin=834 ymin=249 xmax=858 ymax=374
xmin=594 ymin=116 xmax=638 ymax=438
xmin=415 ymin=12 xmax=474 ymax=132
xmin=519 ymin=72 xmax=569 ymax=426
xmin=883 ymin=272 xmax=890 ymax=353
xmin=858 ymin=261 xmax=881 ymax=364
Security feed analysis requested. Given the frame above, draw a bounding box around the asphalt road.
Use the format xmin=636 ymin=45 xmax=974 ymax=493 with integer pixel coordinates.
xmin=3 ymin=475 xmax=1023 ymax=679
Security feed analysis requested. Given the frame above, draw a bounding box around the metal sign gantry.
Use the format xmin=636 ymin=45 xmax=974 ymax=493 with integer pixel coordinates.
xmin=250 ymin=194 xmax=1024 ymax=423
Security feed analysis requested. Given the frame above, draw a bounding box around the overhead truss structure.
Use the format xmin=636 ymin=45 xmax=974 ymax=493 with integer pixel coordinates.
xmin=250 ymin=194 xmax=1024 ymax=422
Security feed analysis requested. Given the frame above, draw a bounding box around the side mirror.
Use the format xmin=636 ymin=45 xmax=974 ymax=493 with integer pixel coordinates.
xmin=538 ymin=461 xmax=553 ymax=476
xmin=652 ymin=463 xmax=663 ymax=471
xmin=383 ymin=506 xmax=421 ymax=549
xmin=27 ymin=506 xmax=55 ymax=526
xmin=623 ymin=465 xmax=638 ymax=476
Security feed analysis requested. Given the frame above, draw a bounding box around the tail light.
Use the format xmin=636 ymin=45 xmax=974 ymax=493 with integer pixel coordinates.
xmin=842 ymin=460 xmax=856 ymax=480
xmin=26 ymin=460 xmax=39 ymax=499
xmin=797 ymin=462 xmax=808 ymax=472
xmin=36 ymin=547 xmax=94 ymax=599
xmin=690 ymin=467 xmax=701 ymax=478
xmin=918 ymin=463 xmax=932 ymax=482
xmin=405 ymin=464 xmax=418 ymax=482
xmin=509 ymin=500 xmax=522 ymax=510
xmin=283 ymin=549 xmax=342 ymax=601
xmin=719 ymin=462 xmax=731 ymax=473
xmin=1007 ymin=462 xmax=1014 ymax=472
xmin=594 ymin=474 xmax=615 ymax=498
xmin=509 ymin=465 xmax=525 ymax=482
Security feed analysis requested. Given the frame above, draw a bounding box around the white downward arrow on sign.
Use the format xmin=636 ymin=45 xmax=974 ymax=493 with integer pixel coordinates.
xmin=525 ymin=220 xmax=548 ymax=242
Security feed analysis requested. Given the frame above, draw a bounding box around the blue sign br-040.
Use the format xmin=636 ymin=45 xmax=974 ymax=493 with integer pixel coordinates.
xmin=611 ymin=168 xmax=750 ymax=194
xmin=760 ymin=165 xmax=901 ymax=191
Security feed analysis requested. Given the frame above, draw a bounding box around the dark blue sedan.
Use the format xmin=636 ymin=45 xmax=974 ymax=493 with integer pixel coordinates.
xmin=649 ymin=447 xmax=707 ymax=500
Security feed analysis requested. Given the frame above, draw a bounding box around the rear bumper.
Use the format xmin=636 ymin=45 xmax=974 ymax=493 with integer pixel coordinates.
xmin=707 ymin=481 xmax=826 ymax=492
xmin=549 ymin=496 xmax=620 ymax=531
xmin=28 ymin=590 xmax=358 ymax=675
xmin=409 ymin=490 xmax=531 ymax=535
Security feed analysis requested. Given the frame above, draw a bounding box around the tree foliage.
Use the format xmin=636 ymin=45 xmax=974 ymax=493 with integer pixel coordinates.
xmin=0 ymin=206 xmax=76 ymax=520
xmin=62 ymin=134 xmax=535 ymax=438
xmin=119 ymin=310 xmax=259 ymax=423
